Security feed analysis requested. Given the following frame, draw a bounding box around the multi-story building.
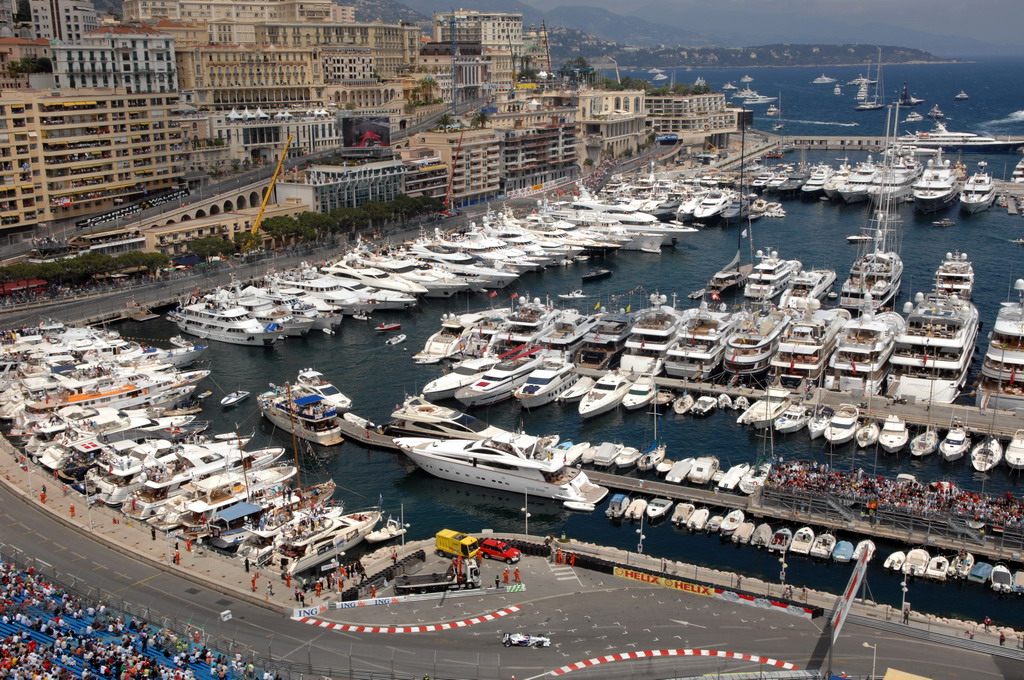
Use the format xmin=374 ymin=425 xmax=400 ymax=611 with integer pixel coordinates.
xmin=411 ymin=129 xmax=501 ymax=207
xmin=275 ymin=160 xmax=406 ymax=213
xmin=645 ymin=92 xmax=739 ymax=140
xmin=144 ymin=198 xmax=306 ymax=255
xmin=400 ymin=149 xmax=447 ymax=200
xmin=123 ymin=0 xmax=331 ymax=24
xmin=255 ymin=23 xmax=420 ymax=78
xmin=0 ymin=37 xmax=52 ymax=90
xmin=500 ymin=123 xmax=578 ymax=196
xmin=30 ymin=0 xmax=97 ymax=42
xmin=417 ymin=42 xmax=487 ymax=104
xmin=0 ymin=89 xmax=185 ymax=241
xmin=0 ymin=0 xmax=13 ymax=32
xmin=322 ymin=46 xmax=374 ymax=84
xmin=331 ymin=4 xmax=355 ymax=23
xmin=576 ymin=89 xmax=648 ymax=162
xmin=52 ymin=25 xmax=177 ymax=93
xmin=175 ymin=44 xmax=324 ymax=108
xmin=433 ymin=10 xmax=521 ymax=92
xmin=207 ymin=109 xmax=343 ymax=162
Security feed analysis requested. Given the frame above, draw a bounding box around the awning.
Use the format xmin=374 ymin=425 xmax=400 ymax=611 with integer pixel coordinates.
xmin=62 ymin=101 xmax=98 ymax=107
xmin=294 ymin=394 xmax=323 ymax=406
xmin=214 ymin=501 xmax=263 ymax=522
xmin=173 ymin=254 xmax=201 ymax=266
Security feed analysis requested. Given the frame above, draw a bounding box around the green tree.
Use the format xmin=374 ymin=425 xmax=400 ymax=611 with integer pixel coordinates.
xmin=297 ymin=211 xmax=335 ymax=237
xmin=14 ymin=0 xmax=30 ymax=23
xmin=188 ymin=236 xmax=234 ymax=259
xmin=470 ymin=111 xmax=489 ymax=129
xmin=361 ymin=202 xmax=393 ymax=226
xmin=434 ymin=114 xmax=454 ymax=131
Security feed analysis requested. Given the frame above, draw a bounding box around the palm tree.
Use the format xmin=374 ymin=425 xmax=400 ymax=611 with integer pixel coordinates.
xmin=470 ymin=111 xmax=489 ymax=129
xmin=434 ymin=113 xmax=454 ymax=131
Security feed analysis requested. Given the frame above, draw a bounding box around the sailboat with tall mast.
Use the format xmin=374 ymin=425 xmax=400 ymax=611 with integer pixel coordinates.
xmin=707 ymin=124 xmax=754 ymax=296
xmin=839 ymin=105 xmax=904 ymax=313
xmin=854 ymin=48 xmax=885 ymax=111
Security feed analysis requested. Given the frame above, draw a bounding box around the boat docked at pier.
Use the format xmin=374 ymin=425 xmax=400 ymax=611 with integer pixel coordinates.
xmin=912 ymin=155 xmax=965 ymax=213
xmin=664 ymin=303 xmax=741 ymax=380
xmin=573 ymin=313 xmax=635 ymax=371
xmin=743 ymin=249 xmax=802 ymax=301
xmin=839 ymin=211 xmax=903 ymax=314
xmin=169 ymin=290 xmax=285 ymax=347
xmin=888 ymin=292 xmax=979 ymax=404
xmin=976 ymin=279 xmax=1024 ymax=410
xmin=896 ymin=121 xmax=1024 ymax=154
xmin=257 ymin=387 xmax=345 ymax=446
xmin=396 ymin=432 xmax=608 ymax=505
xmin=275 ymin=506 xmax=381 ymax=575
xmin=620 ymin=294 xmax=679 ymax=376
xmin=824 ymin=309 xmax=906 ymax=395
xmin=454 ymin=346 xmax=544 ymax=407
xmin=721 ymin=307 xmax=792 ymax=381
xmin=959 ymin=162 xmax=996 ymax=214
xmin=770 ymin=307 xmax=850 ymax=386
xmin=933 ymin=252 xmax=974 ymax=299
xmin=779 ymin=268 xmax=837 ymax=310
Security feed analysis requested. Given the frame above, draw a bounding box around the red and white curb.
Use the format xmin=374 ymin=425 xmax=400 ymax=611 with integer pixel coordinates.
xmin=722 ymin=589 xmax=819 ymax=618
xmin=298 ymin=605 xmax=521 ymax=633
xmin=550 ymin=649 xmax=800 ymax=675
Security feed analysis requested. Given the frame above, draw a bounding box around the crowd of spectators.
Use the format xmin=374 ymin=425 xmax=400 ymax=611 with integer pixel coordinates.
xmin=0 ymin=561 xmax=278 ymax=680
xmin=766 ymin=460 xmax=1024 ymax=529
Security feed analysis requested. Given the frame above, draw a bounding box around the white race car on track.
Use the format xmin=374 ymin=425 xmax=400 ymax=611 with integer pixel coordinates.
xmin=502 ymin=632 xmax=551 ymax=648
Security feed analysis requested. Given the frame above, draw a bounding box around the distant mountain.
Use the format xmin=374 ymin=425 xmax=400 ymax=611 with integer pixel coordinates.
xmin=348 ymin=0 xmax=428 ymax=24
xmin=542 ymin=5 xmax=712 ymax=47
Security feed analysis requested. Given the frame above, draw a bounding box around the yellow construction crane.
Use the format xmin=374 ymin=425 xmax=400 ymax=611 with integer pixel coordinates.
xmin=242 ymin=134 xmax=294 ymax=254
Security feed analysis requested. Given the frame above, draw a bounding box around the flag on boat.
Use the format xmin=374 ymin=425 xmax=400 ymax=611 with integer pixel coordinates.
xmin=626 ymin=304 xmax=631 ymax=312
xmin=510 ymin=292 xmax=519 ymax=299
xmin=488 ymin=290 xmax=497 ymax=298
xmin=594 ymin=301 xmax=600 ymax=310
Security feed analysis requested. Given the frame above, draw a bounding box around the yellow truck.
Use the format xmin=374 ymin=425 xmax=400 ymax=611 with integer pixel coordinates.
xmin=435 ymin=529 xmax=479 ymax=559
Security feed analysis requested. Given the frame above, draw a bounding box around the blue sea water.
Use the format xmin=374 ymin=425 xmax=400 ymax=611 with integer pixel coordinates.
xmin=113 ymin=57 xmax=1024 ymax=627
xmin=615 ymin=57 xmax=1024 ymax=160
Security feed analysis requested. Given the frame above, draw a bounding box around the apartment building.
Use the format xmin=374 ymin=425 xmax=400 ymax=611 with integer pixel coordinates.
xmin=52 ymin=25 xmax=177 ymax=93
xmin=0 ymin=89 xmax=185 ymax=241
xmin=412 ymin=129 xmax=501 ymax=207
xmin=123 ymin=0 xmax=331 ymax=24
xmin=433 ymin=10 xmax=521 ymax=92
xmin=400 ymin=149 xmax=447 ymax=200
xmin=645 ymin=92 xmax=739 ymax=138
xmin=275 ymin=160 xmax=406 ymax=213
xmin=417 ymin=42 xmax=487 ymax=104
xmin=255 ymin=23 xmax=421 ymax=78
xmin=576 ymin=89 xmax=648 ymax=162
xmin=175 ymin=44 xmax=324 ymax=108
xmin=500 ymin=123 xmax=578 ymax=196
xmin=30 ymin=0 xmax=97 ymax=42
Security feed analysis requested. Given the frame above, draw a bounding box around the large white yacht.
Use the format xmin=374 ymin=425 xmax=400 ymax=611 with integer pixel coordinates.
xmin=837 ymin=158 xmax=878 ymax=204
xmin=888 ymin=292 xmax=979 ymax=404
xmin=743 ymin=249 xmax=802 ymax=301
xmin=839 ymin=211 xmax=903 ymax=313
xmin=693 ymin=190 xmax=736 ymax=223
xmin=959 ymin=162 xmax=996 ymax=214
xmin=770 ymin=307 xmax=850 ymax=386
xmin=573 ymin=313 xmax=635 ymax=371
xmin=822 ymin=159 xmax=852 ymax=200
xmin=537 ymin=309 xmax=601 ymax=355
xmin=664 ymin=303 xmax=741 ymax=380
xmin=276 ymin=507 xmax=381 ymax=575
xmin=620 ymin=295 xmax=680 ymax=376
xmin=824 ymin=310 xmax=906 ymax=394
xmin=912 ymin=156 xmax=964 ymax=214
xmin=321 ymin=258 xmax=429 ymax=295
xmin=779 ymin=268 xmax=837 ymax=310
xmin=896 ymin=122 xmax=1023 ymax=154
xmin=396 ymin=432 xmax=609 ymax=505
xmin=454 ymin=349 xmax=544 ymax=407
xmin=169 ymin=290 xmax=285 ymax=347
xmin=422 ymin=356 xmax=500 ymax=401
xmin=800 ymin=164 xmax=834 ymax=197
xmin=866 ymin=151 xmax=922 ymax=205
xmin=976 ymin=280 xmax=1024 ymax=410
xmin=513 ymin=357 xmax=579 ymax=408
xmin=721 ymin=307 xmax=792 ymax=381
xmin=384 ymin=394 xmax=508 ymax=440
xmin=933 ymin=252 xmax=974 ymax=300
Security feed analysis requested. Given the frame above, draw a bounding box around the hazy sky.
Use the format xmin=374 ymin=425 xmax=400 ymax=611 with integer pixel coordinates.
xmin=532 ymin=0 xmax=1017 ymax=45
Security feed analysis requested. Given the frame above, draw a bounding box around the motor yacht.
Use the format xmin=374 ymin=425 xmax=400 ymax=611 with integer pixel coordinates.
xmin=735 ymin=387 xmax=790 ymax=429
xmin=422 ymin=356 xmax=500 ymax=401
xmin=384 ymin=394 xmax=508 ymax=441
xmin=513 ymin=358 xmax=579 ymax=408
xmin=322 ymin=258 xmax=429 ymax=296
xmin=910 ymin=427 xmax=939 ymax=457
xmin=822 ymin=159 xmax=852 ymax=200
xmin=621 ymin=374 xmax=657 ymax=411
xmin=359 ymin=253 xmax=471 ymax=298
xmin=779 ymin=269 xmax=837 ymax=310
xmin=687 ymin=456 xmax=720 ymax=484
xmin=888 ymin=292 xmax=979 ymax=404
xmin=903 ymin=548 xmax=930 ymax=577
xmin=812 ymin=74 xmax=836 ymax=84
xmin=877 ymin=415 xmax=909 ymax=453
xmin=800 ymin=164 xmax=834 ymax=197
xmin=959 ymin=162 xmax=996 ymax=214
xmin=837 ymin=158 xmax=878 ymax=204
xmin=664 ymin=303 xmax=741 ymax=380
xmin=620 ymin=295 xmax=680 ymax=376
xmin=169 ymin=290 xmax=284 ymax=347
xmin=578 ymin=370 xmax=632 ymax=419
xmin=774 ymin=404 xmax=809 ymax=434
xmin=825 ymin=309 xmax=905 ymax=394
xmin=933 ymin=252 xmax=974 ymax=299
xmin=940 ymin=421 xmax=971 ymax=461
xmin=896 ymin=121 xmax=1023 ymax=154
xmin=810 ymin=533 xmax=837 ymax=559
xmin=276 ymin=507 xmax=381 ymax=576
xmin=856 ymin=421 xmax=880 ymax=448
xmin=975 ymin=282 xmax=1024 ymax=410
xmin=769 ymin=307 xmax=849 ymax=386
xmin=257 ymin=387 xmax=345 ymax=446
xmin=721 ymin=307 xmax=792 ymax=381
xmin=573 ymin=313 xmax=635 ymax=371
xmin=692 ymin=190 xmax=735 ymax=224
xmin=538 ymin=309 xmax=601 ymax=355
xmin=293 ymin=368 xmax=352 ymax=413
xmin=413 ymin=312 xmax=477 ymax=364
xmin=867 ymin=151 xmax=922 ymax=205
xmin=396 ymin=432 xmax=608 ymax=505
xmin=455 ymin=348 xmax=544 ymax=407
xmin=824 ymin=404 xmax=859 ymax=445
xmin=1004 ymin=430 xmax=1024 ymax=470
xmin=839 ymin=212 xmax=904 ymax=313
xmin=912 ymin=156 xmax=964 ymax=213
xmin=743 ymin=249 xmax=802 ymax=301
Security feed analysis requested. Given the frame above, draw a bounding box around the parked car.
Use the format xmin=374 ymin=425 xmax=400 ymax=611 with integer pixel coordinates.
xmin=479 ymin=538 xmax=521 ymax=564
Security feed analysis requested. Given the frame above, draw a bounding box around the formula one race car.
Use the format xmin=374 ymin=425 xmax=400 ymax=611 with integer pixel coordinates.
xmin=502 ymin=632 xmax=551 ymax=648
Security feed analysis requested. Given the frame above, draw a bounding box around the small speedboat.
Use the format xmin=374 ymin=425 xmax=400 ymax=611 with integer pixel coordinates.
xmin=940 ymin=423 xmax=971 ymax=461
xmin=581 ymin=268 xmax=612 ymax=282
xmin=720 ymin=509 xmax=744 ymax=535
xmin=732 ymin=521 xmax=755 ymax=544
xmin=910 ymin=427 xmax=939 ymax=457
xmin=365 ymin=517 xmax=408 ymax=544
xmin=774 ymin=404 xmax=809 ymax=434
xmin=856 ymin=420 xmax=880 ymax=448
xmin=884 ymin=551 xmax=906 ymax=572
xmin=767 ymin=527 xmax=793 ymax=553
xmin=846 ymin=233 xmax=873 ymax=243
xmin=375 ymin=322 xmax=402 ymax=332
xmin=903 ymin=548 xmax=930 ymax=577
xmin=352 ymin=311 xmax=371 ymax=321
xmin=949 ymin=552 xmax=974 ymax=579
xmin=385 ymin=334 xmax=407 ymax=346
xmin=558 ymin=289 xmax=588 ymax=299
xmin=691 ymin=395 xmax=717 ymax=416
xmin=750 ymin=522 xmax=773 ymax=548
xmin=968 ymin=561 xmax=993 ymax=583
xmin=853 ymin=540 xmax=876 ymax=562
xmin=733 ymin=395 xmax=750 ymax=411
xmin=809 ymin=533 xmax=837 ymax=560
xmin=718 ymin=394 xmax=733 ymax=409
xmin=832 ymin=540 xmax=855 ymax=563
xmin=624 ymin=497 xmax=649 ymax=521
xmin=990 ymin=564 xmax=1013 ymax=593
xmin=196 ymin=390 xmax=213 ymax=400
xmin=563 ymin=500 xmax=596 ymax=512
xmin=646 ymin=497 xmax=673 ymax=520
xmin=686 ymin=507 xmax=710 ymax=531
xmin=706 ymin=515 xmax=724 ymax=533
xmin=789 ymin=526 xmax=815 ymax=555
xmin=925 ymin=555 xmax=949 ymax=581
xmin=221 ymin=391 xmax=251 ymax=407
xmin=671 ymin=502 xmax=695 ymax=525
xmin=932 ymin=218 xmax=955 ymax=227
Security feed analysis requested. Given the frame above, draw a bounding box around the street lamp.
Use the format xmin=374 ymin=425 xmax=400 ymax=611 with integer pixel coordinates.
xmin=900 ymin=576 xmax=909 ymax=618
xmin=636 ymin=512 xmax=646 ymax=554
xmin=862 ymin=642 xmax=877 ymax=680
xmin=521 ymin=490 xmax=531 ymax=536
xmin=779 ymin=556 xmax=787 ymax=588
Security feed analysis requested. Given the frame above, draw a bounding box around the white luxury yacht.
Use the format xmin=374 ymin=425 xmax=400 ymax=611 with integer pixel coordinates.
xmin=573 ymin=313 xmax=635 ymax=371
xmin=839 ymin=210 xmax=903 ymax=313
xmin=721 ymin=307 xmax=792 ymax=381
xmin=421 ymin=356 xmax=500 ymax=401
xmin=825 ymin=308 xmax=906 ymax=394
xmin=169 ymin=290 xmax=285 ymax=347
xmin=396 ymin=432 xmax=609 ymax=505
xmin=620 ymin=295 xmax=680 ymax=376
xmin=912 ymin=155 xmax=964 ymax=214
xmin=800 ymin=164 xmax=834 ymax=197
xmin=743 ymin=249 xmax=802 ymax=301
xmin=837 ymin=158 xmax=879 ymax=204
xmin=770 ymin=307 xmax=850 ymax=386
xmin=959 ymin=162 xmax=996 ymax=214
xmin=779 ymin=268 xmax=837 ymax=310
xmin=933 ymin=251 xmax=974 ymax=300
xmin=888 ymin=292 xmax=979 ymax=404
xmin=384 ymin=394 xmax=508 ymax=440
xmin=664 ymin=303 xmax=741 ymax=380
xmin=321 ymin=257 xmax=429 ymax=295
xmin=866 ymin=150 xmax=922 ymax=205
xmin=454 ymin=348 xmax=544 ymax=407
xmin=976 ymin=279 xmax=1024 ymax=410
